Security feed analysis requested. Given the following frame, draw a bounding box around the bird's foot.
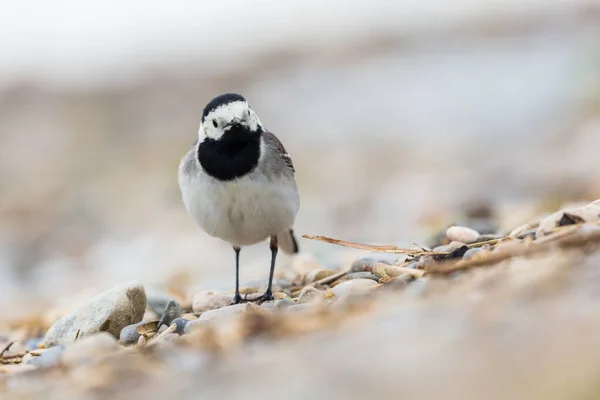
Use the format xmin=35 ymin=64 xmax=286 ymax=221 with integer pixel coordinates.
xmin=231 ymin=291 xmax=273 ymax=305
xmin=253 ymin=290 xmax=274 ymax=305
xmin=232 ymin=293 xmax=244 ymax=305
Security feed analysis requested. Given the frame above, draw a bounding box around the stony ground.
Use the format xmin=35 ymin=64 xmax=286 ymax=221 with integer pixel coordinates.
xmin=1 ymin=199 xmax=600 ymax=399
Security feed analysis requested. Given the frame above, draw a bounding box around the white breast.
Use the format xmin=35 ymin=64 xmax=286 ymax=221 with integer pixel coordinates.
xmin=179 ymin=159 xmax=299 ymax=247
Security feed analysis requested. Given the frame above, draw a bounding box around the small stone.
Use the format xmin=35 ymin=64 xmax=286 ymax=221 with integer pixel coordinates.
xmin=346 ymin=272 xmax=379 ymax=281
xmin=446 ymin=226 xmax=480 ymax=244
xmin=198 ymin=303 xmax=248 ymax=322
xmin=476 ymin=234 xmax=503 ymax=242
xmin=286 ymin=304 xmax=313 ymax=313
xmin=509 ymin=223 xmax=538 ymax=238
xmin=331 ymin=279 xmax=378 ymax=297
xmin=44 ymin=281 xmax=146 ymax=347
xmin=403 ymin=262 xmax=419 ymax=269
xmin=462 ymin=247 xmax=484 ymax=260
xmin=158 ymin=300 xmax=182 ymax=328
xmin=63 ymin=332 xmax=118 ymax=366
xmin=183 ymin=319 xmax=208 ymax=334
xmin=445 ymin=245 xmax=469 ymax=259
xmin=192 ymin=290 xmax=233 ymax=314
xmin=162 ymin=333 xmax=180 ymax=342
xmin=433 ymin=241 xmax=466 ymax=253
xmin=274 ymin=298 xmax=295 ymax=309
xmin=24 ymin=337 xmax=44 ymax=351
xmin=303 ymin=269 xmax=337 ymax=285
xmin=181 ymin=313 xmax=198 ymax=321
xmin=23 ymin=345 xmax=65 ymax=368
xmin=157 ymin=324 xmax=169 ymax=334
xmin=492 ymin=240 xmax=523 ymax=254
xmin=350 ymin=257 xmax=391 ymax=272
xmin=297 ymin=287 xmax=327 ymax=304
xmin=170 ymin=318 xmax=189 ymax=335
xmin=350 ymin=257 xmax=374 ymax=272
xmin=448 ymin=241 xmax=467 ymax=251
xmin=119 ymin=321 xmax=148 ymax=346
xmin=273 ymin=292 xmax=291 ymax=300
xmin=415 ymin=256 xmax=435 ymax=268
xmin=145 ymin=290 xmax=177 ymax=317
xmin=372 ymin=263 xmax=406 ymax=280
xmin=537 ymin=202 xmax=600 ymax=237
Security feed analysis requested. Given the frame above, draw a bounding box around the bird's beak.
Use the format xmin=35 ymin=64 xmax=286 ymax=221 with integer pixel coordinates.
xmin=225 ymin=118 xmax=243 ymax=130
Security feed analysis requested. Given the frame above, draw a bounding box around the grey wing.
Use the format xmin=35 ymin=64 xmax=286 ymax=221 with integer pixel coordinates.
xmin=261 ymin=131 xmax=295 ymax=176
xmin=179 ymin=142 xmax=199 ymax=178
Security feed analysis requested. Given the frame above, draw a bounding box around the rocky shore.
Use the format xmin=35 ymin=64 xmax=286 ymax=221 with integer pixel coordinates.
xmin=1 ymin=199 xmax=600 ymax=399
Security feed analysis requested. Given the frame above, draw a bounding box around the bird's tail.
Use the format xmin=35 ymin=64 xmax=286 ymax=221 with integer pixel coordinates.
xmin=278 ymin=229 xmax=299 ymax=254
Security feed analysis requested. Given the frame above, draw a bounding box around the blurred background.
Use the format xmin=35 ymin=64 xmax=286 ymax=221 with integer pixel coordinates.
xmin=1 ymin=0 xmax=600 ymax=319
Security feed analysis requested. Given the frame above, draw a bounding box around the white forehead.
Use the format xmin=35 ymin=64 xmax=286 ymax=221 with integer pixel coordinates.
xmin=205 ymin=101 xmax=249 ymax=121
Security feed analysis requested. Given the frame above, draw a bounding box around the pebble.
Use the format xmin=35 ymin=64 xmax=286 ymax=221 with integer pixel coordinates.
xmin=260 ymin=302 xmax=277 ymax=309
xmin=402 ymin=262 xmax=419 ymax=269
xmin=63 ymin=332 xmax=118 ymax=366
xmin=183 ymin=319 xmax=208 ymax=334
xmin=192 ymin=290 xmax=233 ymax=314
xmin=331 ymin=279 xmax=378 ymax=297
xmin=273 ymin=292 xmax=291 ymax=300
xmin=198 ymin=303 xmax=248 ymax=322
xmin=158 ymin=300 xmax=183 ymax=328
xmin=446 ymin=226 xmax=480 ymax=244
xmin=303 ymin=269 xmax=338 ymax=285
xmin=372 ymin=263 xmax=409 ymax=280
xmin=445 ymin=244 xmax=469 ymax=259
xmin=145 ymin=290 xmax=178 ymax=317
xmin=462 ymin=247 xmax=484 ymax=260
xmin=170 ymin=318 xmax=190 ymax=335
xmin=350 ymin=257 xmax=391 ymax=273
xmin=433 ymin=241 xmax=465 ymax=253
xmin=119 ymin=321 xmax=149 ymax=346
xmin=23 ymin=345 xmax=65 ymax=368
xmin=297 ymin=287 xmax=328 ymax=304
xmin=44 ymin=281 xmax=146 ymax=347
xmin=274 ymin=298 xmax=296 ymax=309
xmin=537 ymin=201 xmax=600 ymax=237
xmin=350 ymin=257 xmax=375 ymax=272
xmin=492 ymin=240 xmax=524 ymax=254
xmin=415 ymin=256 xmax=436 ymax=269
xmin=161 ymin=333 xmax=180 ymax=342
xmin=157 ymin=324 xmax=169 ymax=335
xmin=346 ymin=272 xmax=379 ymax=281
xmin=24 ymin=337 xmax=44 ymax=351
xmin=509 ymin=222 xmax=537 ymax=238
xmin=285 ymin=304 xmax=313 ymax=313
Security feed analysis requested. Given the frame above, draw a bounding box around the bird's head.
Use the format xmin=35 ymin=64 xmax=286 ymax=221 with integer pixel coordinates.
xmin=198 ymin=93 xmax=264 ymax=141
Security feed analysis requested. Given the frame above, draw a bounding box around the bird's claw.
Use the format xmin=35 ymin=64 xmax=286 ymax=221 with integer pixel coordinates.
xmin=231 ymin=291 xmax=273 ymax=305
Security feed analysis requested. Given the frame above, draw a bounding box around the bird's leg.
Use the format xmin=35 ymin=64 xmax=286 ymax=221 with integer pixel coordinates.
xmin=232 ymin=246 xmax=243 ymax=305
xmin=255 ymin=236 xmax=278 ymax=304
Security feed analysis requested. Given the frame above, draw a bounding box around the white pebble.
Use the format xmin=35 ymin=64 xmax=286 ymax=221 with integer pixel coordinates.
xmin=192 ymin=290 xmax=233 ymax=314
xmin=446 ymin=226 xmax=480 ymax=244
xmin=331 ymin=279 xmax=378 ymax=298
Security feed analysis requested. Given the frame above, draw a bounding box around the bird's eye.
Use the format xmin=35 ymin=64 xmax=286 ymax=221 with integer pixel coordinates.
xmin=212 ymin=120 xmax=218 ymax=128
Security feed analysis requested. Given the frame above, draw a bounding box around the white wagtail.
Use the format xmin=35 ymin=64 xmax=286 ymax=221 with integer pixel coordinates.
xmin=178 ymin=93 xmax=300 ymax=304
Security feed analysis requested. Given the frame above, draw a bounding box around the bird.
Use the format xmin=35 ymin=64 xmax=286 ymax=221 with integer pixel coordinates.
xmin=178 ymin=93 xmax=300 ymax=304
